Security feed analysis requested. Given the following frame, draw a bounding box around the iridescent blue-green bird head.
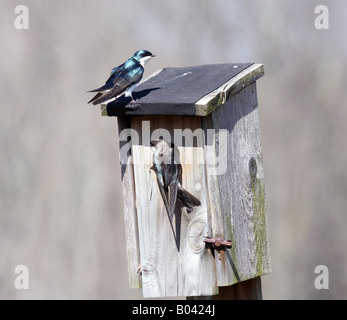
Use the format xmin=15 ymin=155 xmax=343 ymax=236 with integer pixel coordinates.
xmin=132 ymin=50 xmax=156 ymax=66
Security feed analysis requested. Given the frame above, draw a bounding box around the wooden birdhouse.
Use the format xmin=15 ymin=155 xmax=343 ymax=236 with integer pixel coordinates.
xmin=101 ymin=63 xmax=271 ymax=299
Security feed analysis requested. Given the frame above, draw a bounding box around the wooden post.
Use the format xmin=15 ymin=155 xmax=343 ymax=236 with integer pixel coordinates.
xmin=102 ymin=63 xmax=271 ymax=299
xmin=187 ymin=277 xmax=262 ymax=300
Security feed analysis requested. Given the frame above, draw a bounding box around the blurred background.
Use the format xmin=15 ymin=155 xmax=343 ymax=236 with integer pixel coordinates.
xmin=1 ymin=0 xmax=346 ymax=299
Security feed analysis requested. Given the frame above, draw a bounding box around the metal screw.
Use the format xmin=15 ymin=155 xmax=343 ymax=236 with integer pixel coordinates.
xmin=204 ymin=237 xmax=232 ymax=250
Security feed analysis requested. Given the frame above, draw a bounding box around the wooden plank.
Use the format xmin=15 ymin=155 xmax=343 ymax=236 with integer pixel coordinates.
xmin=100 ymin=63 xmax=256 ymax=117
xmin=195 ymin=64 xmax=264 ymax=116
xmin=212 ymin=277 xmax=262 ymax=300
xmin=187 ymin=277 xmax=262 ymax=300
xmin=117 ymin=116 xmax=141 ymax=288
xmin=217 ymin=277 xmax=262 ymax=300
xmin=202 ymin=82 xmax=271 ymax=287
xmin=131 ymin=116 xmax=218 ymax=298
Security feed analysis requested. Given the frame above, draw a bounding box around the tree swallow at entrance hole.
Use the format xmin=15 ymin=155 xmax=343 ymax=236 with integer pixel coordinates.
xmin=87 ymin=50 xmax=155 ymax=105
xmin=150 ymin=139 xmax=201 ymax=221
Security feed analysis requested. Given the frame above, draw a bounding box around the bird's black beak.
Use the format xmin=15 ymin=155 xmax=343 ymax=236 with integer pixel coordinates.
xmin=151 ymin=54 xmax=156 ymax=58
xmin=150 ymin=141 xmax=155 ymax=147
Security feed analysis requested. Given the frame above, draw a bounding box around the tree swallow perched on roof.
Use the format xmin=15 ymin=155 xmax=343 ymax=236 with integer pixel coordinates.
xmin=150 ymin=139 xmax=201 ymax=221
xmin=87 ymin=50 xmax=155 ymax=105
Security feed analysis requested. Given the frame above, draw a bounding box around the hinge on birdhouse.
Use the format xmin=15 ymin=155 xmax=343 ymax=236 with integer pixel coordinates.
xmin=204 ymin=237 xmax=232 ymax=251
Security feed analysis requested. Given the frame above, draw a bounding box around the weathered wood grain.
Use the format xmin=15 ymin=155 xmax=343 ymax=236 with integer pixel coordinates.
xmin=130 ymin=116 xmax=218 ymax=298
xmin=195 ymin=64 xmax=264 ymax=116
xmin=187 ymin=277 xmax=262 ymax=300
xmin=114 ymin=67 xmax=270 ymax=299
xmin=117 ymin=116 xmax=141 ymax=288
xmin=202 ymin=82 xmax=271 ymax=287
xmin=213 ymin=277 xmax=263 ymax=300
xmin=100 ymin=64 xmax=262 ymax=117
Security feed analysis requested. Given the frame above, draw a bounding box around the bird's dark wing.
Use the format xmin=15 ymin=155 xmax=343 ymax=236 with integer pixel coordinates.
xmin=87 ymin=62 xmax=126 ymax=93
xmin=87 ymin=68 xmax=123 ymax=103
xmin=166 ymin=151 xmax=180 ymax=220
xmin=155 ymin=172 xmax=171 ymax=220
xmin=88 ymin=60 xmax=143 ymax=105
xmin=88 ymin=77 xmax=136 ymax=105
xmin=87 ymin=92 xmax=103 ymax=104
xmin=105 ymin=63 xmax=126 ymax=85
xmin=87 ymin=83 xmax=113 ymax=93
xmin=167 ymin=179 xmax=178 ymax=221
xmin=158 ymin=185 xmax=171 ymax=218
xmin=177 ymin=185 xmax=201 ymax=213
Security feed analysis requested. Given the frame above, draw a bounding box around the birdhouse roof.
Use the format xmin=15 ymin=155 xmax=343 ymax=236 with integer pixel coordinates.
xmin=101 ymin=63 xmax=264 ymax=117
